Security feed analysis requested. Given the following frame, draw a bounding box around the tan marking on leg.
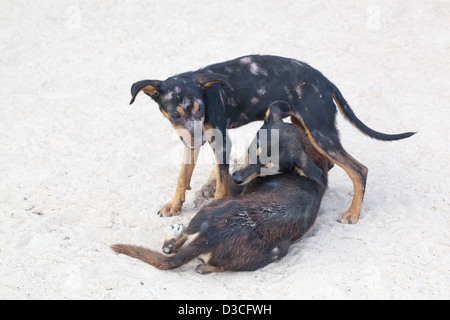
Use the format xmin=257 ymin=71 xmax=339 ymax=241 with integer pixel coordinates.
xmin=290 ymin=114 xmax=367 ymax=224
xmin=333 ymin=150 xmax=368 ymax=224
xmin=214 ymin=165 xmax=228 ymax=200
xmin=158 ymin=147 xmax=200 ymax=217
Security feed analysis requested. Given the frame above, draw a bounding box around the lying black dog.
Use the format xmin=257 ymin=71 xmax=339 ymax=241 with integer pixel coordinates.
xmin=111 ymin=102 xmax=330 ymax=273
xmin=130 ymin=55 xmax=415 ymax=223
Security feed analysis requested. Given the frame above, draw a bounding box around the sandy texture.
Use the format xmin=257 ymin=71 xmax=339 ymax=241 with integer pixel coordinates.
xmin=0 ymin=0 xmax=449 ymax=299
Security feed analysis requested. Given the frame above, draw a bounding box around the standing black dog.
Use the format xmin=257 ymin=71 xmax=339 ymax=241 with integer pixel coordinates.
xmin=130 ymin=55 xmax=415 ymax=223
xmin=112 ymin=102 xmax=329 ymax=273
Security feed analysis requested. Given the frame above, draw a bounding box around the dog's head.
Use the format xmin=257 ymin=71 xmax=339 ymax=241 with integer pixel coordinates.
xmin=130 ymin=73 xmax=231 ymax=149
xmin=232 ymin=101 xmax=325 ymax=186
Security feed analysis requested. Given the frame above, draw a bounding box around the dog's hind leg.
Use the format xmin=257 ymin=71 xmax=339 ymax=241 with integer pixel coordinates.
xmin=291 ymin=110 xmax=368 ymax=224
xmin=211 ymin=132 xmax=231 ymax=200
xmin=310 ymin=132 xmax=367 ymax=224
xmin=291 ymin=116 xmax=334 ymax=171
xmin=328 ymin=147 xmax=368 ymax=224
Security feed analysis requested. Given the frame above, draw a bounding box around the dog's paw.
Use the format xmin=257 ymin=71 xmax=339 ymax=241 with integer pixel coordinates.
xmin=338 ymin=209 xmax=360 ymax=224
xmin=157 ymin=200 xmax=183 ymax=217
xmin=163 ymin=224 xmax=184 ymax=254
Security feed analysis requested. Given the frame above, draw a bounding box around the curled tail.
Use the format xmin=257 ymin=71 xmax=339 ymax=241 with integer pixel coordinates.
xmin=111 ymin=243 xmax=200 ymax=270
xmin=328 ymin=81 xmax=416 ymax=141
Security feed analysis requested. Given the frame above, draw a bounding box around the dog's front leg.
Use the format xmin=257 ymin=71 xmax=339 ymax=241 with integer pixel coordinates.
xmin=212 ymin=132 xmax=231 ymax=200
xmin=158 ymin=146 xmax=200 ymax=217
xmin=215 ymin=163 xmax=229 ymax=199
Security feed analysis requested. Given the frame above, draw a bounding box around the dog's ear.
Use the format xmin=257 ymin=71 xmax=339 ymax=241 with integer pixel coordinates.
xmin=130 ymin=80 xmax=162 ymax=104
xmin=194 ymin=73 xmax=232 ymax=90
xmin=294 ymin=155 xmax=325 ymax=187
xmin=265 ymin=101 xmax=292 ymax=123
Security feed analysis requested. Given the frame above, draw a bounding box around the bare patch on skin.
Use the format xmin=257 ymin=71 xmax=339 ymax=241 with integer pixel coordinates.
xmin=239 ymin=57 xmax=268 ymax=76
xmin=180 ymin=96 xmax=191 ymax=109
xmin=249 ymin=63 xmax=259 ymax=75
xmin=162 ymin=91 xmax=173 ymax=102
xmin=249 ymin=63 xmax=268 ymax=76
xmin=251 ymin=97 xmax=260 ymax=104
xmin=294 ymin=84 xmax=303 ymax=97
xmin=284 ymin=87 xmax=294 ymax=100
xmin=257 ymin=87 xmax=266 ymax=96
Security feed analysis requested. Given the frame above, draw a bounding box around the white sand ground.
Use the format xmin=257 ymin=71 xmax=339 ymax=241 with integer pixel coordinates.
xmin=0 ymin=0 xmax=449 ymax=299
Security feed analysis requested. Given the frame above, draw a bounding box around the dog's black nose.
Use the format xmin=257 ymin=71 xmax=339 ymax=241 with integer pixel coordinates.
xmin=232 ymin=172 xmax=244 ymax=184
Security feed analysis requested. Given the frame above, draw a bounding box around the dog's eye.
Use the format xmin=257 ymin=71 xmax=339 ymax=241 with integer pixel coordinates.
xmin=171 ymin=112 xmax=181 ymax=119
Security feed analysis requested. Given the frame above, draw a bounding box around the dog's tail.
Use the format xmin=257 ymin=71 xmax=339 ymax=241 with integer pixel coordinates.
xmin=328 ymin=80 xmax=416 ymax=141
xmin=111 ymin=243 xmax=201 ymax=270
